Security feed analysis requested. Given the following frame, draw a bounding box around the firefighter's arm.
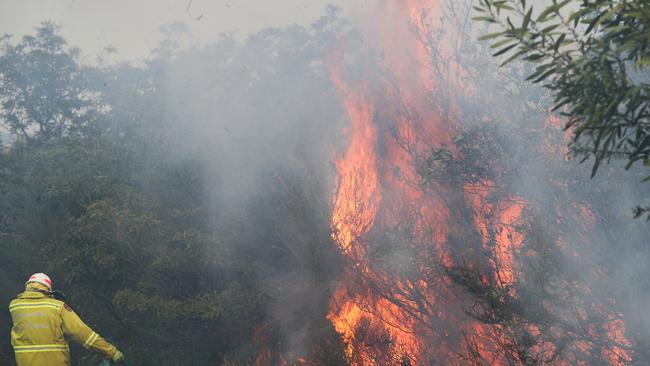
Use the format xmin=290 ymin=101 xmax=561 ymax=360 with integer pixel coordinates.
xmin=60 ymin=304 xmax=119 ymax=359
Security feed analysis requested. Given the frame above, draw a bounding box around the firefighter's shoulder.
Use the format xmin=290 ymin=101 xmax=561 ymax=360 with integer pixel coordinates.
xmin=37 ymin=297 xmax=66 ymax=309
xmin=42 ymin=297 xmax=65 ymax=307
xmin=8 ymin=296 xmax=64 ymax=313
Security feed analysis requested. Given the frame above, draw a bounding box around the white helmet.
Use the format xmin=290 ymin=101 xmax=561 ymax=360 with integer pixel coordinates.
xmin=26 ymin=273 xmax=53 ymax=290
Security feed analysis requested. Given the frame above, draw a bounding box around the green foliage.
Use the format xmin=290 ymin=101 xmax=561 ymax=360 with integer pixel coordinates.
xmin=0 ymin=16 xmax=348 ymax=365
xmin=474 ymin=0 xmax=650 ymax=216
xmin=0 ymin=23 xmax=100 ymax=142
xmin=417 ymin=125 xmax=507 ymax=187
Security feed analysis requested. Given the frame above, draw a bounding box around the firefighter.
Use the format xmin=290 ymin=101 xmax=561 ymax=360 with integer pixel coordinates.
xmin=9 ymin=273 xmax=125 ymax=366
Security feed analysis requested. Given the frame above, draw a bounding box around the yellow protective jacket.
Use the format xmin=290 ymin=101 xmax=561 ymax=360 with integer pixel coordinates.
xmin=9 ymin=290 xmax=118 ymax=366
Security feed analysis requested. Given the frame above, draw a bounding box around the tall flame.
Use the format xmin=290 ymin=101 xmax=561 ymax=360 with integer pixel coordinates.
xmin=327 ymin=0 xmax=632 ymax=365
xmin=330 ymin=66 xmax=381 ymax=257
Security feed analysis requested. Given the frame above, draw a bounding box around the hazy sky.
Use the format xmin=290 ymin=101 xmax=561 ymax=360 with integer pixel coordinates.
xmin=0 ymin=0 xmax=348 ymax=62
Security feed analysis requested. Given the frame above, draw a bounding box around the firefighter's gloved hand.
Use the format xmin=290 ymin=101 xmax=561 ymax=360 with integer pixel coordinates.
xmin=112 ymin=349 xmax=125 ymax=363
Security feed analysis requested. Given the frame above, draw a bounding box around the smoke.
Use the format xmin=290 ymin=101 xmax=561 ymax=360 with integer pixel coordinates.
xmin=329 ymin=0 xmax=650 ymax=364
xmin=132 ymin=10 xmax=353 ymax=362
xmin=2 ymin=0 xmax=649 ymax=364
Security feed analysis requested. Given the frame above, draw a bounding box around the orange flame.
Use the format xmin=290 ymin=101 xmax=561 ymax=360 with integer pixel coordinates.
xmin=330 ymin=65 xmax=381 ymax=257
xmin=326 ymin=1 xmax=632 ymax=365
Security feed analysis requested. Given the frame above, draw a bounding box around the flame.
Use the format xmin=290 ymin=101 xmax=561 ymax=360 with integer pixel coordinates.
xmin=327 ymin=1 xmax=507 ymax=363
xmin=327 ymin=0 xmax=633 ymax=365
xmin=330 ymin=65 xmax=381 ymax=257
xmin=466 ymin=181 xmax=525 ymax=287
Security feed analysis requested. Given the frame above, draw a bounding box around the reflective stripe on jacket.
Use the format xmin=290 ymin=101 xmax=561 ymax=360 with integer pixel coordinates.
xmin=10 ymin=290 xmax=118 ymax=366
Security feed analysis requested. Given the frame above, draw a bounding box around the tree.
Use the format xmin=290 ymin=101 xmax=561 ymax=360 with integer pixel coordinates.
xmin=0 ymin=14 xmax=350 ymax=364
xmin=473 ymin=0 xmax=650 ymax=217
xmin=0 ymin=23 xmax=100 ymax=142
